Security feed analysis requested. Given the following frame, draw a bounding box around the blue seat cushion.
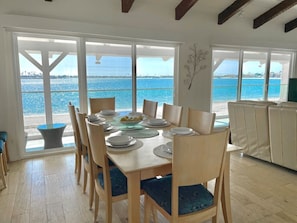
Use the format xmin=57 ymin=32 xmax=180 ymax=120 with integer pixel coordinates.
xmin=84 ymin=154 xmax=115 ymax=167
xmin=0 ymin=131 xmax=7 ymax=142
xmin=142 ymin=175 xmax=214 ymax=215
xmin=98 ymin=167 xmax=128 ymax=196
xmin=0 ymin=139 xmax=3 ymax=153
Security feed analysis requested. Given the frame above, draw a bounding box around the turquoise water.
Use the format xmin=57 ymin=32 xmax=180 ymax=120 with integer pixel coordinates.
xmin=21 ymin=77 xmax=281 ymax=115
xmin=21 ymin=77 xmax=174 ymax=115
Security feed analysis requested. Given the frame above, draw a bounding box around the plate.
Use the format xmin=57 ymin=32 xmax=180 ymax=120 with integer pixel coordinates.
xmin=106 ymin=138 xmax=136 ymax=148
xmin=148 ymin=118 xmax=166 ymax=126
xmin=129 ymin=112 xmax=144 ymax=116
xmin=99 ymin=110 xmax=116 ymax=116
xmin=88 ymin=114 xmax=105 ymax=122
xmin=141 ymin=120 xmax=171 ymax=128
xmin=166 ymin=142 xmax=173 ymax=153
xmin=107 ymin=135 xmax=133 ymax=146
xmin=170 ymin=127 xmax=193 ymax=135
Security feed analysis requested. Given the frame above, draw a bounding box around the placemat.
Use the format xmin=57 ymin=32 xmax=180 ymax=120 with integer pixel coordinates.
xmin=153 ymin=144 xmax=172 ymax=159
xmin=121 ymin=129 xmax=159 ymax=138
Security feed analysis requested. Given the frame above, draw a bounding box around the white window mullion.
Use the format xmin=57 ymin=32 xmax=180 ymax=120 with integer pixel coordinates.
xmin=41 ymin=50 xmax=53 ymax=124
xmin=77 ymin=37 xmax=88 ymax=113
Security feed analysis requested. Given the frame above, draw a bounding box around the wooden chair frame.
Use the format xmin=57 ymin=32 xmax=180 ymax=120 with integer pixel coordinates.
xmin=143 ymin=99 xmax=158 ymax=118
xmin=187 ymin=108 xmax=216 ymax=135
xmin=162 ymin=103 xmax=183 ymax=127
xmin=144 ymin=129 xmax=229 ymax=223
xmin=89 ymin=97 xmax=115 ymax=114
xmin=76 ymin=111 xmax=94 ymax=210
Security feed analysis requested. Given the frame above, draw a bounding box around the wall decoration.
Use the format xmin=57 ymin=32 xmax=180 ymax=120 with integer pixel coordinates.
xmin=184 ymin=44 xmax=208 ymax=90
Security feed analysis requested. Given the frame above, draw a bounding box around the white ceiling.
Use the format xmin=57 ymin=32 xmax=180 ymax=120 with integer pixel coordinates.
xmin=1 ymin=0 xmax=296 ymax=30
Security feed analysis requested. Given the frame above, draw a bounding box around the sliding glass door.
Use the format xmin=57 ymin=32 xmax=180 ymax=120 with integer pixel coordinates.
xmin=86 ymin=41 xmax=133 ymax=112
xmin=212 ymin=47 xmax=295 ymax=118
xmin=14 ymin=33 xmax=177 ymax=153
xmin=17 ymin=35 xmax=79 ymax=151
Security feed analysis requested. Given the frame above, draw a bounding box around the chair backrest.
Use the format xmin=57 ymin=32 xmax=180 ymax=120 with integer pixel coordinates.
xmin=171 ymin=129 xmax=229 ymax=219
xmin=86 ymin=121 xmax=106 ymax=169
xmin=162 ymin=103 xmax=183 ymax=126
xmin=187 ymin=108 xmax=216 ymax=135
xmin=76 ymin=111 xmax=91 ymax=158
xmin=86 ymin=121 xmax=113 ymax=198
xmin=143 ymin=99 xmax=158 ymax=118
xmin=89 ymin=97 xmax=115 ymax=114
xmin=68 ymin=102 xmax=82 ymax=152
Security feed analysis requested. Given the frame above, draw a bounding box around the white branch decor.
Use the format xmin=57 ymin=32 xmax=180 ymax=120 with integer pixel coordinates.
xmin=184 ymin=44 xmax=208 ymax=90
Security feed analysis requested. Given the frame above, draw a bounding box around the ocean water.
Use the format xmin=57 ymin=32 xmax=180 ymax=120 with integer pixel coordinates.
xmin=21 ymin=77 xmax=174 ymax=115
xmin=21 ymin=77 xmax=282 ymax=115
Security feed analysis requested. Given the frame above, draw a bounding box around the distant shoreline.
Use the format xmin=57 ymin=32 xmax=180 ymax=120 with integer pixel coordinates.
xmin=20 ymin=75 xmax=174 ymax=79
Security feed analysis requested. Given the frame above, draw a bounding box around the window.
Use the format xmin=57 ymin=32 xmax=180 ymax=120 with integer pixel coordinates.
xmin=212 ymin=47 xmax=295 ymax=118
xmin=15 ymin=33 xmax=177 ymax=152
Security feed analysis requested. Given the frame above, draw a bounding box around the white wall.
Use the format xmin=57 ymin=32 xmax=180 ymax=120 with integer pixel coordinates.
xmin=1 ymin=1 xmax=297 ymax=160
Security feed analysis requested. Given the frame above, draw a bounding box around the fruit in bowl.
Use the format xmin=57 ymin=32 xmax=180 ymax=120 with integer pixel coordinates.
xmin=120 ymin=115 xmax=143 ymax=125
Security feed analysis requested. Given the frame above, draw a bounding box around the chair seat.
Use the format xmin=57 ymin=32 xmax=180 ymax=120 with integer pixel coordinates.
xmin=0 ymin=131 xmax=7 ymax=142
xmin=85 ymin=154 xmax=115 ymax=166
xmin=142 ymin=175 xmax=214 ymax=215
xmin=0 ymin=140 xmax=3 ymax=153
xmin=98 ymin=168 xmax=128 ymax=196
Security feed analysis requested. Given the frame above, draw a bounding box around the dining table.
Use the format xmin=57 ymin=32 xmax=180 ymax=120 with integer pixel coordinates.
xmin=103 ymin=114 xmax=242 ymax=223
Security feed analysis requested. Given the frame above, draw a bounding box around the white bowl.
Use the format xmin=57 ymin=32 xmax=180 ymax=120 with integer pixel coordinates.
xmin=88 ymin=114 xmax=100 ymax=122
xmin=107 ymin=135 xmax=133 ymax=146
xmin=170 ymin=127 xmax=193 ymax=135
xmin=100 ymin=110 xmax=116 ymax=116
xmin=102 ymin=123 xmax=112 ymax=130
xmin=148 ymin=118 xmax=166 ymax=125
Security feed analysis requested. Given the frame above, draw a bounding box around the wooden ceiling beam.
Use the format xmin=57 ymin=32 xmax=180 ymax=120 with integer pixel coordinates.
xmin=218 ymin=0 xmax=252 ymax=25
xmin=285 ymin=17 xmax=297 ymax=32
xmin=175 ymin=0 xmax=199 ymax=20
xmin=253 ymin=0 xmax=297 ymax=29
xmin=122 ymin=0 xmax=134 ymax=13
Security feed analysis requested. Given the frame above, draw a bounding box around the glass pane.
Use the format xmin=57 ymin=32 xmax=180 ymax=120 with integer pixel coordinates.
xmin=212 ymin=49 xmax=240 ymax=117
xmin=268 ymin=52 xmax=291 ymax=101
xmin=136 ymin=45 xmax=175 ymax=117
xmin=241 ymin=51 xmax=267 ymax=100
xmin=86 ymin=42 xmax=132 ymax=112
xmin=18 ymin=35 xmax=79 ymax=151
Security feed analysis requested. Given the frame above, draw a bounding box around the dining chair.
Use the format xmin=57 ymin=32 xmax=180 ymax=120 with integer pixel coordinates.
xmin=68 ymin=102 xmax=84 ymax=185
xmin=86 ymin=121 xmax=128 ymax=223
xmin=143 ymin=99 xmax=158 ymax=118
xmin=76 ymin=110 xmax=95 ymax=210
xmin=162 ymin=103 xmax=183 ymax=126
xmin=89 ymin=97 xmax=115 ymax=114
xmin=0 ymin=131 xmax=9 ymax=175
xmin=0 ymin=140 xmax=7 ymax=189
xmin=142 ymin=128 xmax=229 ymax=223
xmin=187 ymin=108 xmax=216 ymax=135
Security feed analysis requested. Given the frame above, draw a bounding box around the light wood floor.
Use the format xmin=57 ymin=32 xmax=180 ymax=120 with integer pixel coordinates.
xmin=0 ymin=151 xmax=297 ymax=223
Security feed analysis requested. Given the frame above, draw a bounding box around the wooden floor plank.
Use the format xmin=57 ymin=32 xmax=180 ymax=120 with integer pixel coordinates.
xmin=0 ymin=151 xmax=296 ymax=223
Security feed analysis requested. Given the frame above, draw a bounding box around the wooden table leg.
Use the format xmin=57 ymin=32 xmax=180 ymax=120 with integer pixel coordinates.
xmin=222 ymin=152 xmax=232 ymax=223
xmin=127 ymin=171 xmax=141 ymax=223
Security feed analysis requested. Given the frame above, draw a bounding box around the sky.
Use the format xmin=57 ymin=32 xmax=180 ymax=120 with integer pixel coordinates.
xmin=20 ymin=54 xmax=175 ymax=77
xmin=214 ymin=60 xmax=282 ymax=76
